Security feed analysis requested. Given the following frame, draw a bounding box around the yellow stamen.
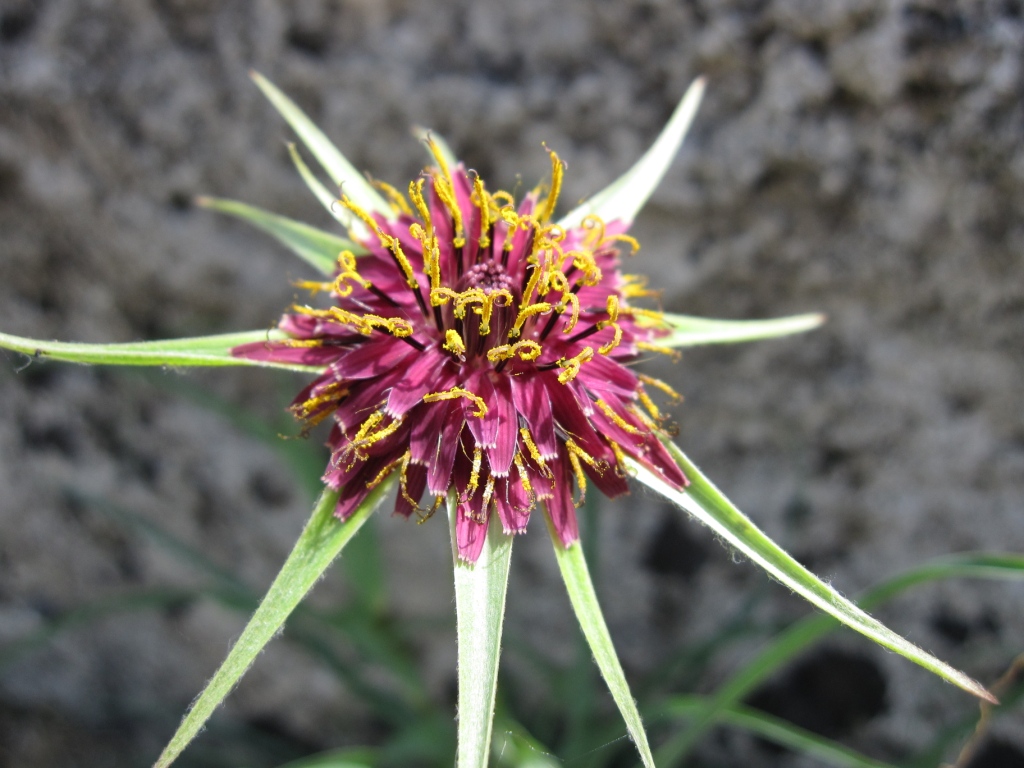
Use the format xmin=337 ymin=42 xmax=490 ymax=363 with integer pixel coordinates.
xmin=292 ymin=279 xmax=333 ymax=295
xmin=536 ymin=147 xmax=565 ymax=223
xmin=636 ymin=342 xmax=682 ymax=360
xmin=479 ymin=475 xmax=496 ymax=519
xmin=509 ymin=302 xmax=553 ymax=338
xmin=595 ymin=398 xmax=644 ymax=435
xmin=608 ymin=440 xmax=634 ymax=477
xmin=341 ymin=195 xmax=419 ymax=290
xmin=597 ymin=294 xmax=622 ymax=355
xmin=518 ymin=427 xmax=551 ymax=476
xmin=472 ymin=175 xmax=492 ymax=248
xmin=602 ymin=233 xmax=640 ymax=255
xmin=637 ymin=388 xmax=662 ymax=422
xmin=487 ymin=340 xmax=543 ymax=363
xmin=443 ymin=329 xmax=466 ymax=356
xmin=564 ymin=438 xmax=601 ymax=507
xmin=513 ymin=452 xmax=536 ymax=506
xmin=423 ymin=387 xmax=488 ymax=418
xmin=366 ymin=451 xmax=406 ymax=489
xmin=581 ymin=215 xmax=606 ymax=248
xmin=463 ymin=445 xmax=483 ymax=501
xmin=429 ymin=156 xmax=466 ymax=248
xmin=370 ymin=178 xmax=413 ymax=216
xmin=417 ymin=494 xmax=444 ymax=524
xmin=409 ymin=178 xmax=432 ymax=234
xmin=556 ymin=346 xmax=593 ymax=384
xmin=638 ymin=373 xmax=682 ymax=403
xmin=622 ymin=274 xmax=662 ymax=300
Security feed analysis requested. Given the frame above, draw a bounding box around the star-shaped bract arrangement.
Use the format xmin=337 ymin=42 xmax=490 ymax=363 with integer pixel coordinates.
xmin=0 ymin=73 xmax=993 ymax=768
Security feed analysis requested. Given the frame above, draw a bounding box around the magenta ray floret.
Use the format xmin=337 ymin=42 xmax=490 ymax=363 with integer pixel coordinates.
xmin=234 ymin=147 xmax=687 ymax=561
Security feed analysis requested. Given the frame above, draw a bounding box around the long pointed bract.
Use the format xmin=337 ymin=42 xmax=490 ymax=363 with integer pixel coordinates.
xmin=0 ymin=330 xmax=321 ymax=373
xmin=558 ymin=77 xmax=706 ymax=229
xmin=661 ymin=311 xmax=825 ymax=347
xmin=628 ymin=443 xmax=996 ymax=703
xmin=545 ymin=512 xmax=656 ymax=768
xmin=251 ymin=71 xmax=391 ymax=218
xmin=449 ymin=499 xmax=514 ymax=768
xmin=197 ymin=196 xmax=365 ymax=274
xmin=154 ymin=479 xmax=394 ymax=767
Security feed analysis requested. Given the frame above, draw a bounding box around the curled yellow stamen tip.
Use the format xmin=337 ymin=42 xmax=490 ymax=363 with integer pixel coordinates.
xmin=636 ymin=342 xmax=682 ymax=361
xmin=559 ymin=292 xmax=581 ymax=334
xmin=443 ymin=329 xmax=466 ymax=357
xmin=423 ymin=386 xmax=488 ymax=418
xmin=595 ymin=399 xmax=644 ymax=435
xmin=581 ymin=214 xmax=607 ymax=248
xmin=510 ymin=302 xmax=553 ymax=338
xmin=487 ymin=340 xmax=543 ymax=364
xmin=556 ymin=346 xmax=593 ymax=384
xmin=604 ymin=233 xmax=640 ymax=255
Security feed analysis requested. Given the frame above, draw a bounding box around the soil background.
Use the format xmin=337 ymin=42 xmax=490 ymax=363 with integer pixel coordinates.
xmin=1 ymin=1 xmax=1023 ymax=766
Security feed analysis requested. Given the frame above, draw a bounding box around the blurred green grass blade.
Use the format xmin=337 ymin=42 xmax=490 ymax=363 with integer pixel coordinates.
xmin=251 ymin=72 xmax=391 ymax=218
xmin=449 ymin=499 xmax=514 ymax=768
xmin=558 ymin=77 xmax=705 ymax=229
xmin=659 ymin=695 xmax=899 ymax=768
xmin=274 ymin=747 xmax=377 ymax=768
xmin=654 ymin=548 xmax=1024 ymax=768
xmin=0 ymin=588 xmax=201 ymax=671
xmin=545 ymin=513 xmax=655 ymax=768
xmin=288 ymin=143 xmax=360 ymax=232
xmin=411 ymin=126 xmax=459 ymax=170
xmin=154 ymin=479 xmax=394 ymax=768
xmin=197 ymin=196 xmax=364 ymax=274
xmin=0 ymin=329 xmax=321 ymax=373
xmin=660 ymin=312 xmax=825 ymax=347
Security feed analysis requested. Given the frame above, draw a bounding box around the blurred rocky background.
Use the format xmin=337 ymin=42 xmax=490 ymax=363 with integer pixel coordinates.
xmin=1 ymin=0 xmax=1023 ymax=766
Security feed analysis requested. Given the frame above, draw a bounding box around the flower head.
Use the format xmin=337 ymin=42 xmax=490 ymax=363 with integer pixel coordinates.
xmin=235 ymin=142 xmax=687 ymax=561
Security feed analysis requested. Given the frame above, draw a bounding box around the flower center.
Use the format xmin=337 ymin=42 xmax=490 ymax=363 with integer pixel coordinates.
xmin=461 ymin=260 xmax=515 ymax=295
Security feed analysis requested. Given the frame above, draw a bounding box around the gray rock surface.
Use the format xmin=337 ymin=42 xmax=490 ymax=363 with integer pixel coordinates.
xmin=1 ymin=1 xmax=1022 ymax=766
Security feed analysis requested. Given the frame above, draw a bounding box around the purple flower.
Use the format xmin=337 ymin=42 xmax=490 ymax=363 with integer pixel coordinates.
xmin=234 ymin=146 xmax=687 ymax=561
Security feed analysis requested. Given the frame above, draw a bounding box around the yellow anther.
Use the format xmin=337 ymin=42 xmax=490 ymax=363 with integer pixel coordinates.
xmin=519 ymin=428 xmax=552 ymax=477
xmin=536 ymin=147 xmax=565 ymax=223
xmin=491 ymin=190 xmax=516 ymax=208
xmin=431 ymin=169 xmax=465 ymax=249
xmin=487 ymin=340 xmax=543 ymax=364
xmin=292 ymin=279 xmax=334 ymax=296
xmin=638 ymin=373 xmax=683 ymax=402
xmin=636 ymin=342 xmax=682 ymax=360
xmin=396 ymin=452 xmax=427 ymax=514
xmin=409 ymin=178 xmax=432 ymax=234
xmin=429 ymin=286 xmax=461 ymax=307
xmin=564 ymin=438 xmax=601 ymax=507
xmin=598 ymin=325 xmax=622 ymax=355
xmin=624 ymin=307 xmax=667 ymax=328
xmin=344 ymin=411 xmax=404 ymax=462
xmin=608 ymin=440 xmax=633 ymax=476
xmin=423 ymin=387 xmax=488 ymax=418
xmin=329 ymin=251 xmax=370 ymax=297
xmin=603 ymin=233 xmax=640 ymax=255
xmin=567 ymin=249 xmax=603 ymax=286
xmin=559 ymin=292 xmax=581 ymax=334
xmin=341 ymin=195 xmax=419 ymax=289
xmin=475 ymin=289 xmax=514 ymax=335
xmin=513 ymin=453 xmax=537 ymax=506
xmin=472 ymin=175 xmax=492 ymax=249
xmin=366 ymin=451 xmax=405 ymax=489
xmin=443 ymin=329 xmax=466 ymax=356
xmin=521 ymin=263 xmax=545 ymax=307
xmin=637 ymin=388 xmax=662 ymax=422
xmin=595 ymin=399 xmax=644 ymax=435
xmin=370 ymin=178 xmax=413 ymax=216
xmin=556 ymin=345 xmax=593 ymax=384
xmin=462 ymin=445 xmax=484 ymax=501
xmin=509 ymin=302 xmax=553 ymax=338
xmin=622 ymin=274 xmax=661 ymax=300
